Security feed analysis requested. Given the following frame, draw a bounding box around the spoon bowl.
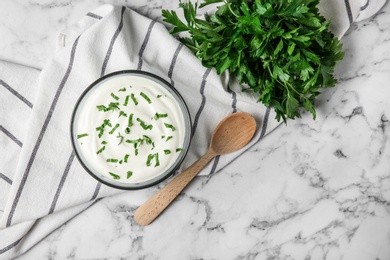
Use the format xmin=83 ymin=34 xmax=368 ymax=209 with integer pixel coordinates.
xmin=134 ymin=112 xmax=257 ymax=226
xmin=210 ymin=112 xmax=257 ymax=154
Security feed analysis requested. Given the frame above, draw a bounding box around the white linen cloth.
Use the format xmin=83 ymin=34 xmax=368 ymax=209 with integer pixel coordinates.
xmin=0 ymin=0 xmax=386 ymax=258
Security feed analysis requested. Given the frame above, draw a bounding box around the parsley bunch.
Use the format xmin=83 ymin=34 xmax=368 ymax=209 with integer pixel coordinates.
xmin=162 ymin=0 xmax=344 ymax=122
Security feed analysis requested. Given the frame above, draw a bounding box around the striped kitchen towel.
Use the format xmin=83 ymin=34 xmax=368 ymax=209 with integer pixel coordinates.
xmin=0 ymin=1 xmax=386 ymax=258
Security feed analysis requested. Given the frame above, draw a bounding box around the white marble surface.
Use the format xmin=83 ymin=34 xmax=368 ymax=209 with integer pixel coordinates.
xmin=1 ymin=0 xmax=390 ymax=259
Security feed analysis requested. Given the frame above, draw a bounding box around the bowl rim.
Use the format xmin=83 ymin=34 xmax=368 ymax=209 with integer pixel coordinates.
xmin=70 ymin=70 xmax=192 ymax=190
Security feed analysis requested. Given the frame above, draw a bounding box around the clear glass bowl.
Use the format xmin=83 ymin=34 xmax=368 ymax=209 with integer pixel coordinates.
xmin=70 ymin=70 xmax=192 ymax=190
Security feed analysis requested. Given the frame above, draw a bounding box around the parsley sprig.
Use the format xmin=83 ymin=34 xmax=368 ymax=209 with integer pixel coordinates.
xmin=162 ymin=0 xmax=344 ymax=122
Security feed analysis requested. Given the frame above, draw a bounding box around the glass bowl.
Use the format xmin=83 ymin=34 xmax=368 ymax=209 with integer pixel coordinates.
xmin=70 ymin=70 xmax=192 ymax=190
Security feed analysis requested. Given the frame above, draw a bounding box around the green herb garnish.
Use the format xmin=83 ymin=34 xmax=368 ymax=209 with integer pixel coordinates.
xmin=146 ymin=153 xmax=160 ymax=167
xmin=164 ymin=123 xmax=176 ymax=131
xmin=154 ymin=113 xmax=168 ymax=120
xmin=124 ymin=154 xmax=130 ymax=163
xmin=97 ymin=102 xmax=120 ymax=112
xmin=164 ymin=149 xmax=171 ymax=155
xmin=111 ymin=92 xmax=119 ymax=101
xmin=137 ymin=118 xmax=153 ymax=130
xmin=127 ymin=171 xmax=133 ymax=179
xmin=123 ymin=95 xmax=129 ymax=106
xmin=117 ymin=132 xmax=124 ymax=145
xmin=130 ymin=93 xmax=138 ymax=106
xmin=166 ymin=136 xmax=173 ymax=142
xmin=107 ymin=158 xmax=119 ymax=163
xmin=162 ymin=0 xmax=344 ymax=122
xmin=126 ymin=138 xmax=143 ymax=146
xmin=118 ymin=87 xmax=126 ymax=92
xmin=119 ymin=111 xmax=127 ymax=118
xmin=96 ymin=146 xmax=105 ymax=154
xmin=143 ymin=135 xmax=155 ymax=149
xmin=101 ymin=141 xmax=107 ymax=145
xmin=128 ymin=113 xmax=134 ymax=127
xmin=109 ymin=123 xmax=120 ymax=135
xmin=140 ymin=92 xmax=152 ymax=104
xmin=157 ymin=94 xmax=162 ymax=98
xmin=77 ymin=133 xmax=88 ymax=139
xmin=109 ymin=172 xmax=120 ymax=179
xmin=176 ymin=148 xmax=183 ymax=152
xmin=96 ymin=119 xmax=112 ymax=138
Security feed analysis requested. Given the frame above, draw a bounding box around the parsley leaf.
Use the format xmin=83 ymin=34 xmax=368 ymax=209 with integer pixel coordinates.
xmin=162 ymin=0 xmax=344 ymax=122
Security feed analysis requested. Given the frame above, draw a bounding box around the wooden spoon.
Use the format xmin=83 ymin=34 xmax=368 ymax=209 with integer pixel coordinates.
xmin=134 ymin=112 xmax=257 ymax=226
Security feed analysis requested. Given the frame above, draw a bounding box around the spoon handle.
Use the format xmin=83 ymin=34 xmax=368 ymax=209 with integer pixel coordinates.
xmin=134 ymin=149 xmax=217 ymax=226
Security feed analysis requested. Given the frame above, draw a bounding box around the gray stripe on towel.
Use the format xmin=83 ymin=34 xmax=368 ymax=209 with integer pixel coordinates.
xmin=209 ymin=155 xmax=220 ymax=175
xmin=137 ymin=20 xmax=157 ymax=70
xmin=0 ymin=79 xmax=33 ymax=109
xmin=0 ymin=172 xmax=12 ymax=185
xmin=191 ymin=68 xmax=211 ymax=138
xmin=0 ymin=125 xmax=23 ymax=148
xmin=168 ymin=43 xmax=184 ymax=86
xmin=86 ymin=12 xmax=103 ymax=20
xmin=257 ymin=107 xmax=271 ymax=141
xmin=0 ymin=237 xmax=23 ymax=255
xmin=6 ymin=37 xmax=80 ymax=227
xmin=48 ymin=151 xmax=75 ymax=214
xmin=360 ymin=0 xmax=369 ymax=10
xmin=101 ymin=6 xmax=126 ymax=77
xmin=344 ymin=0 xmax=353 ymax=24
xmin=231 ymin=91 xmax=237 ymax=113
xmin=91 ymin=182 xmax=102 ymax=201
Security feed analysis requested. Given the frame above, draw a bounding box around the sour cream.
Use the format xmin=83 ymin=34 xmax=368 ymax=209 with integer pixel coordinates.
xmin=72 ymin=72 xmax=189 ymax=187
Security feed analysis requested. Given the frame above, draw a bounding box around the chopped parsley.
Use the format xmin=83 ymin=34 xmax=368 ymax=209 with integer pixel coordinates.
xmin=96 ymin=119 xmax=112 ymax=138
xmin=137 ymin=118 xmax=153 ymax=130
xmin=109 ymin=172 xmax=120 ymax=179
xmin=109 ymin=123 xmax=120 ymax=135
xmin=146 ymin=153 xmax=160 ymax=167
xmin=154 ymin=113 xmax=168 ymax=120
xmin=140 ymin=92 xmax=152 ymax=104
xmin=96 ymin=146 xmax=105 ymax=154
xmin=130 ymin=93 xmax=138 ymax=106
xmin=123 ymin=95 xmax=129 ymax=106
xmin=111 ymin=92 xmax=119 ymax=101
xmin=77 ymin=133 xmax=88 ymax=139
xmin=164 ymin=123 xmax=176 ymax=131
xmin=119 ymin=111 xmax=127 ymax=118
